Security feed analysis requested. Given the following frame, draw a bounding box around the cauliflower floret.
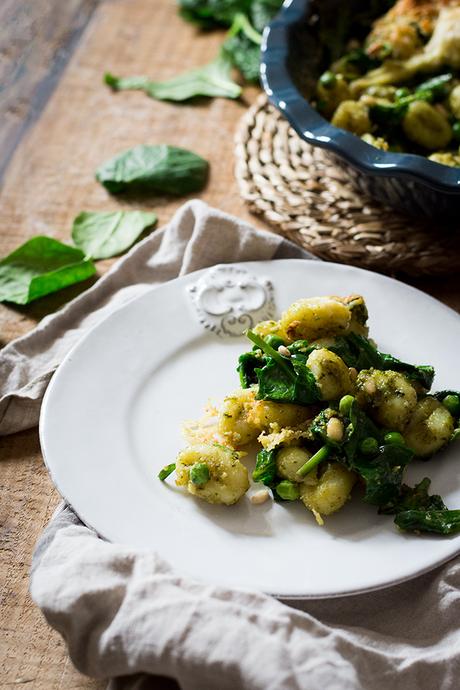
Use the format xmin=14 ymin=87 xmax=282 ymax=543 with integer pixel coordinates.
xmin=300 ymin=462 xmax=357 ymax=525
xmin=355 ymin=369 xmax=418 ymax=432
xmin=404 ymin=396 xmax=454 ymax=457
xmin=175 ymin=443 xmax=249 ymax=505
xmin=307 ymin=348 xmax=353 ymax=401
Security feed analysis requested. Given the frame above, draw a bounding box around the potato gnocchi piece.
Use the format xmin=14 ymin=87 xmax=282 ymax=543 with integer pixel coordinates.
xmin=176 ymin=443 xmax=249 ymax=505
xmin=276 ymin=446 xmax=312 ymax=483
xmin=307 ymin=348 xmax=353 ymax=401
xmin=280 ymin=296 xmax=351 ymax=342
xmin=252 ymin=319 xmax=284 ymax=339
xmin=217 ymin=387 xmax=260 ymax=447
xmin=217 ymin=388 xmax=311 ymax=449
xmin=300 ymin=463 xmax=357 ymax=525
xmin=404 ymin=396 xmax=454 ymax=457
xmin=247 ymin=399 xmax=312 ymax=432
xmin=355 ymin=368 xmax=418 ymax=432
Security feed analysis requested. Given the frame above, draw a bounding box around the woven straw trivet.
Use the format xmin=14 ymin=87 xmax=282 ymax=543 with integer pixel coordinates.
xmin=235 ymin=95 xmax=460 ymax=276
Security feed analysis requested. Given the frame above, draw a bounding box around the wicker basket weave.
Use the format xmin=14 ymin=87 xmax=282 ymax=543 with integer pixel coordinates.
xmin=235 ymin=95 xmax=460 ymax=276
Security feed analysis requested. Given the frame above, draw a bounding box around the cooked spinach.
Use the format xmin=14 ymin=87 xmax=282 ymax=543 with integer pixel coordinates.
xmin=0 ymin=237 xmax=96 ymax=305
xmin=246 ymin=330 xmax=321 ymax=405
xmin=253 ymin=448 xmax=277 ymax=486
xmin=105 ymin=51 xmax=241 ymax=102
xmin=395 ymin=509 xmax=460 ymax=535
xmin=380 ymin=477 xmax=446 ymax=514
xmin=96 ymin=144 xmax=209 ymax=195
xmin=327 ymin=334 xmax=434 ymax=390
xmin=72 ymin=210 xmax=157 ymax=259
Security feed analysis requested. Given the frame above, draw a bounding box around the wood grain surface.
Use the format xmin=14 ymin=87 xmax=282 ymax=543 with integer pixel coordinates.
xmin=0 ymin=0 xmax=459 ymax=688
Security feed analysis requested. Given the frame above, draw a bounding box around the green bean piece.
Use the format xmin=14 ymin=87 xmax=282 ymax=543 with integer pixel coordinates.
xmin=264 ymin=334 xmax=285 ymax=350
xmin=442 ymin=394 xmax=460 ymax=416
xmin=158 ymin=463 xmax=176 ymax=481
xmin=384 ymin=431 xmax=406 ymax=446
xmin=319 ymin=71 xmax=337 ymax=90
xmin=275 ymin=480 xmax=300 ymax=501
xmin=360 ymin=437 xmax=379 ymax=455
xmin=190 ymin=462 xmax=210 ymax=486
xmin=296 ymin=445 xmax=330 ymax=478
xmin=339 ymin=394 xmax=355 ymax=417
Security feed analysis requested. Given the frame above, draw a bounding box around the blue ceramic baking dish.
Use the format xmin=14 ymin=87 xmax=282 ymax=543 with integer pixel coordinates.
xmin=261 ymin=0 xmax=460 ymax=218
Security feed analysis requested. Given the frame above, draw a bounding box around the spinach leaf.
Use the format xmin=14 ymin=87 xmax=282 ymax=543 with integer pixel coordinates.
xmin=0 ymin=237 xmax=96 ymax=305
xmin=253 ymin=448 xmax=277 ymax=486
xmin=223 ymin=33 xmax=260 ymax=82
xmin=72 ymin=210 xmax=157 ymax=259
xmin=96 ymin=144 xmax=209 ymax=195
xmin=395 ymin=510 xmax=460 ymax=535
xmin=178 ymin=0 xmax=251 ymax=27
xmin=105 ymin=51 xmax=241 ymax=102
xmin=341 ymin=400 xmax=413 ymax=506
xmin=246 ymin=330 xmax=321 ymax=405
xmin=237 ymin=351 xmax=265 ymax=388
xmin=328 ymin=334 xmax=434 ymax=390
xmin=380 ymin=477 xmax=446 ymax=514
xmin=355 ymin=444 xmax=414 ymax=506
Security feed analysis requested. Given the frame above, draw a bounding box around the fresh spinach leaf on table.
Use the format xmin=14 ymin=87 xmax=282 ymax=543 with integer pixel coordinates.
xmin=72 ymin=210 xmax=157 ymax=260
xmin=105 ymin=51 xmax=241 ymax=102
xmin=96 ymin=145 xmax=209 ymax=195
xmin=0 ymin=237 xmax=96 ymax=305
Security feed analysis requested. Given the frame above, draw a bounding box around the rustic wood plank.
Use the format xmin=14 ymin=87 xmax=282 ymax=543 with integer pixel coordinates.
xmin=0 ymin=0 xmax=459 ymax=688
xmin=0 ymin=0 xmax=103 ymax=182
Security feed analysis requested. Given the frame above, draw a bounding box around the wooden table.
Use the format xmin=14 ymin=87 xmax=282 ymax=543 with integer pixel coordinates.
xmin=1 ymin=1 xmax=459 ymax=687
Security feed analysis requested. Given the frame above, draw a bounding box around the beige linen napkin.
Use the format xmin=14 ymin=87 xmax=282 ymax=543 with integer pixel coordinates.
xmin=2 ymin=201 xmax=459 ymax=689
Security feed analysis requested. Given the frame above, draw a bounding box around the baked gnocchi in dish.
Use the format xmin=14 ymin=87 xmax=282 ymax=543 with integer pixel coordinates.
xmin=159 ymin=294 xmax=460 ymax=536
xmin=314 ymin=0 xmax=460 ymax=166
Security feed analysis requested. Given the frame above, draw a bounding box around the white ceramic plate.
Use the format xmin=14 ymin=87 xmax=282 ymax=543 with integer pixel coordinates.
xmin=40 ymin=260 xmax=460 ymax=598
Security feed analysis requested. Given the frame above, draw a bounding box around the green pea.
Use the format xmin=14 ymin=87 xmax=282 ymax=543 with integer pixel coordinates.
xmin=384 ymin=431 xmax=406 ymax=446
xmin=442 ymin=394 xmax=460 ymax=416
xmin=339 ymin=394 xmax=355 ymax=416
xmin=264 ymin=334 xmax=285 ymax=350
xmin=360 ymin=437 xmax=379 ymax=455
xmin=190 ymin=462 xmax=210 ymax=486
xmin=395 ymin=87 xmax=410 ymax=100
xmin=275 ymin=480 xmax=300 ymax=501
xmin=319 ymin=71 xmax=337 ymax=90
xmin=452 ymin=122 xmax=460 ymax=141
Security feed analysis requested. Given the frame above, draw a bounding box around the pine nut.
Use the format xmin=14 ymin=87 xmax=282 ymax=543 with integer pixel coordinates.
xmin=278 ymin=345 xmax=291 ymax=357
xmin=250 ymin=489 xmax=270 ymax=505
xmin=327 ymin=417 xmax=344 ymax=442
